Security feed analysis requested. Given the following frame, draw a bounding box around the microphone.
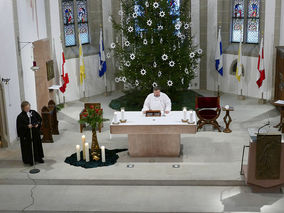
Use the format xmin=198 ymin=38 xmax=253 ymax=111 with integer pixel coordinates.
xmin=258 ymin=121 xmax=270 ymax=134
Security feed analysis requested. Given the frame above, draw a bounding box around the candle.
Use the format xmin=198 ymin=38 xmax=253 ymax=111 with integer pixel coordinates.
xmin=189 ymin=111 xmax=194 ymax=123
xmin=114 ymin=112 xmax=118 ymax=123
xmin=85 ymin=143 xmax=90 ymax=162
xmin=121 ymin=108 xmax=125 ymax=121
xmin=183 ymin=107 xmax=187 ymax=120
xmin=101 ymin=146 xmax=106 ymax=163
xmin=82 ymin=135 xmax=86 ymax=160
xmin=76 ymin=145 xmax=80 ymax=161
xmin=225 ymin=105 xmax=230 ymax=110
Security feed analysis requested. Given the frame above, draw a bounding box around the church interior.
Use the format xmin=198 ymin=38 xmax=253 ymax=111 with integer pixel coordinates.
xmin=1 ymin=0 xmax=284 ymax=212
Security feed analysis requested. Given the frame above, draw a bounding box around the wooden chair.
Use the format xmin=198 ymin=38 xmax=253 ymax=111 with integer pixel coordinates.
xmin=80 ymin=103 xmax=103 ymax=133
xmin=195 ymin=96 xmax=221 ymax=132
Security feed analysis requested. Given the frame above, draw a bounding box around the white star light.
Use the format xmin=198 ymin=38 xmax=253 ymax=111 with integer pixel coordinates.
xmin=133 ymin=12 xmax=138 ymax=18
xmin=185 ymin=68 xmax=189 ymax=74
xmin=125 ymin=61 xmax=131 ymax=67
xmin=143 ymin=39 xmax=148 ymax=45
xmin=158 ymin=25 xmax=163 ymax=30
xmin=108 ymin=16 xmax=112 ymax=23
xmin=118 ymin=66 xmax=123 ymax=71
xmin=184 ymin=23 xmax=190 ymax=29
xmin=167 ymin=80 xmax=173 ymax=87
xmin=175 ymin=24 xmax=181 ymax=30
xmin=122 ymin=76 xmax=127 ymax=83
xmin=181 ymin=78 xmax=184 ymax=85
xmin=118 ymin=10 xmax=123 ymax=16
xmin=169 ymin=61 xmax=175 ymax=67
xmin=124 ymin=40 xmax=130 ymax=47
xmin=128 ymin=26 xmax=134 ymax=33
xmin=158 ymin=71 xmax=162 ymax=77
xmin=197 ymin=49 xmax=203 ymax=54
xmin=115 ymin=77 xmax=120 ymax=83
xmin=135 ymin=80 xmax=139 ymax=86
xmin=147 ymin=19 xmax=152 ymax=26
xmin=140 ymin=69 xmax=147 ymax=75
xmin=189 ymin=52 xmax=195 ymax=58
xmin=153 ymin=61 xmax=157 ymax=68
xmin=110 ymin=43 xmax=116 ymax=49
xmin=159 ymin=11 xmax=165 ymax=17
xmin=130 ymin=53 xmax=135 ymax=60
xmin=162 ymin=54 xmax=168 ymax=61
xmin=152 ymin=82 xmax=158 ymax=87
xmin=181 ymin=35 xmax=186 ymax=40
xmin=160 ymin=38 xmax=163 ymax=44
xmin=153 ymin=2 xmax=159 ymax=9
xmin=106 ymin=52 xmax=111 ymax=58
xmin=145 ymin=1 xmax=149 ymax=7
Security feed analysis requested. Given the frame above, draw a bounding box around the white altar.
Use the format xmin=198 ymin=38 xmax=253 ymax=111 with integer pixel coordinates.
xmin=110 ymin=111 xmax=197 ymax=157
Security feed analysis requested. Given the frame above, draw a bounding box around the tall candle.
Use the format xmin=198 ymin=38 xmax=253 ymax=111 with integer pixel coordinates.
xmin=82 ymin=135 xmax=86 ymax=160
xmin=183 ymin=108 xmax=187 ymax=120
xmin=101 ymin=146 xmax=106 ymax=163
xmin=76 ymin=145 xmax=80 ymax=161
xmin=114 ymin=112 xmax=118 ymax=123
xmin=121 ymin=109 xmax=125 ymax=121
xmin=189 ymin=111 xmax=194 ymax=123
xmin=85 ymin=142 xmax=90 ymax=162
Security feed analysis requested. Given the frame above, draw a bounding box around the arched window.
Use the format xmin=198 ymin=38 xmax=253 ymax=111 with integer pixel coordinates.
xmin=62 ymin=0 xmax=89 ymax=47
xmin=231 ymin=0 xmax=260 ymax=44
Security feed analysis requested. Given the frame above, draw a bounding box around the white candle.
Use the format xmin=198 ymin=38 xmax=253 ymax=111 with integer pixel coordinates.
xmin=76 ymin=145 xmax=80 ymax=161
xmin=183 ymin=108 xmax=187 ymax=120
xmin=82 ymin=135 xmax=86 ymax=160
xmin=189 ymin=111 xmax=194 ymax=123
xmin=225 ymin=105 xmax=230 ymax=110
xmin=114 ymin=112 xmax=118 ymax=123
xmin=121 ymin=109 xmax=125 ymax=121
xmin=85 ymin=143 xmax=90 ymax=162
xmin=101 ymin=146 xmax=106 ymax=163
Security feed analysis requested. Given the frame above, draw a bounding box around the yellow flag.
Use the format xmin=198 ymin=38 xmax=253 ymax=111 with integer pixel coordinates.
xmin=236 ymin=41 xmax=242 ymax=82
xmin=79 ymin=38 xmax=85 ymax=84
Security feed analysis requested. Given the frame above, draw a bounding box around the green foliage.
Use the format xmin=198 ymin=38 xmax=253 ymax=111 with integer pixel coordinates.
xmin=79 ymin=107 xmax=108 ymax=130
xmin=109 ymin=89 xmax=203 ymax=111
xmin=110 ymin=0 xmax=202 ymax=94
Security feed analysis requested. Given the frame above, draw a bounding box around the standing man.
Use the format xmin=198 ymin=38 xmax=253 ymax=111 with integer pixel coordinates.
xmin=17 ymin=101 xmax=44 ymax=166
xmin=142 ymin=87 xmax=172 ymax=114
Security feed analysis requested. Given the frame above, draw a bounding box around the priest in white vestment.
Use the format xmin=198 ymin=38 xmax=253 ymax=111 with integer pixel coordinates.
xmin=142 ymin=87 xmax=172 ymax=114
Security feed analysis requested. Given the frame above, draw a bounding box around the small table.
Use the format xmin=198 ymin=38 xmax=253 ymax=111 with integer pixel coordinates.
xmin=222 ymin=107 xmax=234 ymax=133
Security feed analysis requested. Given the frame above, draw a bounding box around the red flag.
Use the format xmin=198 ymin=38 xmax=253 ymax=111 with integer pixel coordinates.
xmin=60 ymin=52 xmax=69 ymax=93
xmin=256 ymin=38 xmax=265 ymax=88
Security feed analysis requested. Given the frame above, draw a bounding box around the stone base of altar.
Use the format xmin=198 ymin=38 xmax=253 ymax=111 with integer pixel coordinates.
xmin=128 ymin=134 xmax=180 ymax=157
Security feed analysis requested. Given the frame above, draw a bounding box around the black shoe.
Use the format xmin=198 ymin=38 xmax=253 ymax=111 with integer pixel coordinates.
xmin=37 ymin=159 xmax=44 ymax=163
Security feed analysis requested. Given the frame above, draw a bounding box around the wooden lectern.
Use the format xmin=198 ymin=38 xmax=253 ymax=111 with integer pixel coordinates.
xmin=242 ymin=131 xmax=284 ymax=192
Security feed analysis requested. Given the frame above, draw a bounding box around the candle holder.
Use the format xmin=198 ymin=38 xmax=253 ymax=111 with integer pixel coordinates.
xmin=120 ymin=119 xmax=127 ymax=123
xmin=112 ymin=121 xmax=120 ymax=124
xmin=182 ymin=119 xmax=189 ymax=123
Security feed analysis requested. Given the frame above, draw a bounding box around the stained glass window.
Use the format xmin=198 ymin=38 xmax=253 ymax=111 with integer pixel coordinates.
xmin=62 ymin=0 xmax=76 ymax=47
xmin=231 ymin=0 xmax=260 ymax=44
xmin=76 ymin=0 xmax=89 ymax=44
xmin=247 ymin=0 xmax=260 ymax=43
xmin=231 ymin=0 xmax=244 ymax=42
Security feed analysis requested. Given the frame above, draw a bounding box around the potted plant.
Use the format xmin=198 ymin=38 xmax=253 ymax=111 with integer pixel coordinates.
xmin=79 ymin=105 xmax=108 ymax=161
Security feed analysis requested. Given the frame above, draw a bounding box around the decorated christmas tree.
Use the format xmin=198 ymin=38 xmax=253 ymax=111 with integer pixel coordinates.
xmin=109 ymin=0 xmax=202 ymax=95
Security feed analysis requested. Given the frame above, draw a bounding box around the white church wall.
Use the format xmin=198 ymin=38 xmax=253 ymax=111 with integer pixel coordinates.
xmin=279 ymin=0 xmax=284 ymax=45
xmin=16 ymin=0 xmax=48 ymax=109
xmin=0 ymin=1 xmax=22 ymax=143
xmin=206 ymin=0 xmax=276 ymax=100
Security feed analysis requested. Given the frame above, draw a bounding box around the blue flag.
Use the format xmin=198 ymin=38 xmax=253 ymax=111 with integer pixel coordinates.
xmin=99 ymin=29 xmax=107 ymax=77
xmin=215 ymin=29 xmax=223 ymax=76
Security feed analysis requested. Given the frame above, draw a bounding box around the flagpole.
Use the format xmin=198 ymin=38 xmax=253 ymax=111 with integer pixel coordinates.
xmin=258 ymin=34 xmax=266 ymax=104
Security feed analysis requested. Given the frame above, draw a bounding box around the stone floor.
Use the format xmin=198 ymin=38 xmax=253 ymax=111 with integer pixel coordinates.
xmin=0 ymin=90 xmax=283 ymax=212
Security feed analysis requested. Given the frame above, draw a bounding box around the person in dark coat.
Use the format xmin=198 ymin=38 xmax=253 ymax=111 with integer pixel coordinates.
xmin=16 ymin=101 xmax=44 ymax=166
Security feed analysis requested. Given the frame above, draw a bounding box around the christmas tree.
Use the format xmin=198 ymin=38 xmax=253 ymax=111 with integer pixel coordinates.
xmin=110 ymin=0 xmax=202 ymax=94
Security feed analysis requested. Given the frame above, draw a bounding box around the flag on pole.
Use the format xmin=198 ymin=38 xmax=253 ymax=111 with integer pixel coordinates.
xmin=215 ymin=28 xmax=223 ymax=76
xmin=79 ymin=37 xmax=85 ymax=84
xmin=59 ymin=52 xmax=69 ymax=93
xmin=256 ymin=38 xmax=265 ymax=88
xmin=236 ymin=41 xmax=243 ymax=82
xmin=99 ymin=28 xmax=107 ymax=77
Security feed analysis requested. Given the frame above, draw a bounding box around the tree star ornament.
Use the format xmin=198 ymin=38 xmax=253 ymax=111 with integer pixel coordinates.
xmin=125 ymin=61 xmax=131 ymax=67
xmin=128 ymin=26 xmax=134 ymax=33
xmin=197 ymin=49 xmax=203 ymax=54
xmin=185 ymin=68 xmax=189 ymax=74
xmin=169 ymin=60 xmax=175 ymax=67
xmin=132 ymin=12 xmax=138 ymax=19
xmin=145 ymin=1 xmax=149 ymax=7
xmin=122 ymin=76 xmax=127 ymax=83
xmin=175 ymin=23 xmax=181 ymax=30
xmin=158 ymin=71 xmax=162 ymax=77
xmin=110 ymin=42 xmax=116 ymax=49
xmin=153 ymin=2 xmax=159 ymax=9
xmin=106 ymin=52 xmax=111 ymax=59
xmin=140 ymin=68 xmax=147 ymax=75
xmin=135 ymin=80 xmax=139 ymax=86
xmin=184 ymin=23 xmax=190 ymax=29
xmin=158 ymin=25 xmax=163 ymax=31
xmin=153 ymin=61 xmax=157 ymax=68
xmin=189 ymin=52 xmax=195 ymax=58
xmin=143 ymin=39 xmax=148 ymax=45
xmin=147 ymin=19 xmax=152 ymax=26
xmin=124 ymin=40 xmax=130 ymax=47
xmin=167 ymin=80 xmax=173 ymax=87
xmin=159 ymin=11 xmax=165 ymax=17
xmin=115 ymin=77 xmax=120 ymax=83
xmin=130 ymin=53 xmax=136 ymax=60
xmin=118 ymin=10 xmax=123 ymax=16
xmin=152 ymin=82 xmax=158 ymax=87
xmin=162 ymin=54 xmax=168 ymax=61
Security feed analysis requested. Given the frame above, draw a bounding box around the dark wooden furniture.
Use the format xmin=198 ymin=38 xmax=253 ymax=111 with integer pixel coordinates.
xmin=274 ymin=47 xmax=284 ymax=101
xmin=80 ymin=103 xmax=103 ymax=133
xmin=48 ymin=100 xmax=59 ymax=135
xmin=41 ymin=106 xmax=54 ymax=143
xmin=222 ymin=107 xmax=234 ymax=133
xmin=145 ymin=110 xmax=161 ymax=117
xmin=273 ymin=101 xmax=284 ymax=133
xmin=195 ymin=96 xmax=221 ymax=132
xmin=242 ymin=131 xmax=284 ymax=193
